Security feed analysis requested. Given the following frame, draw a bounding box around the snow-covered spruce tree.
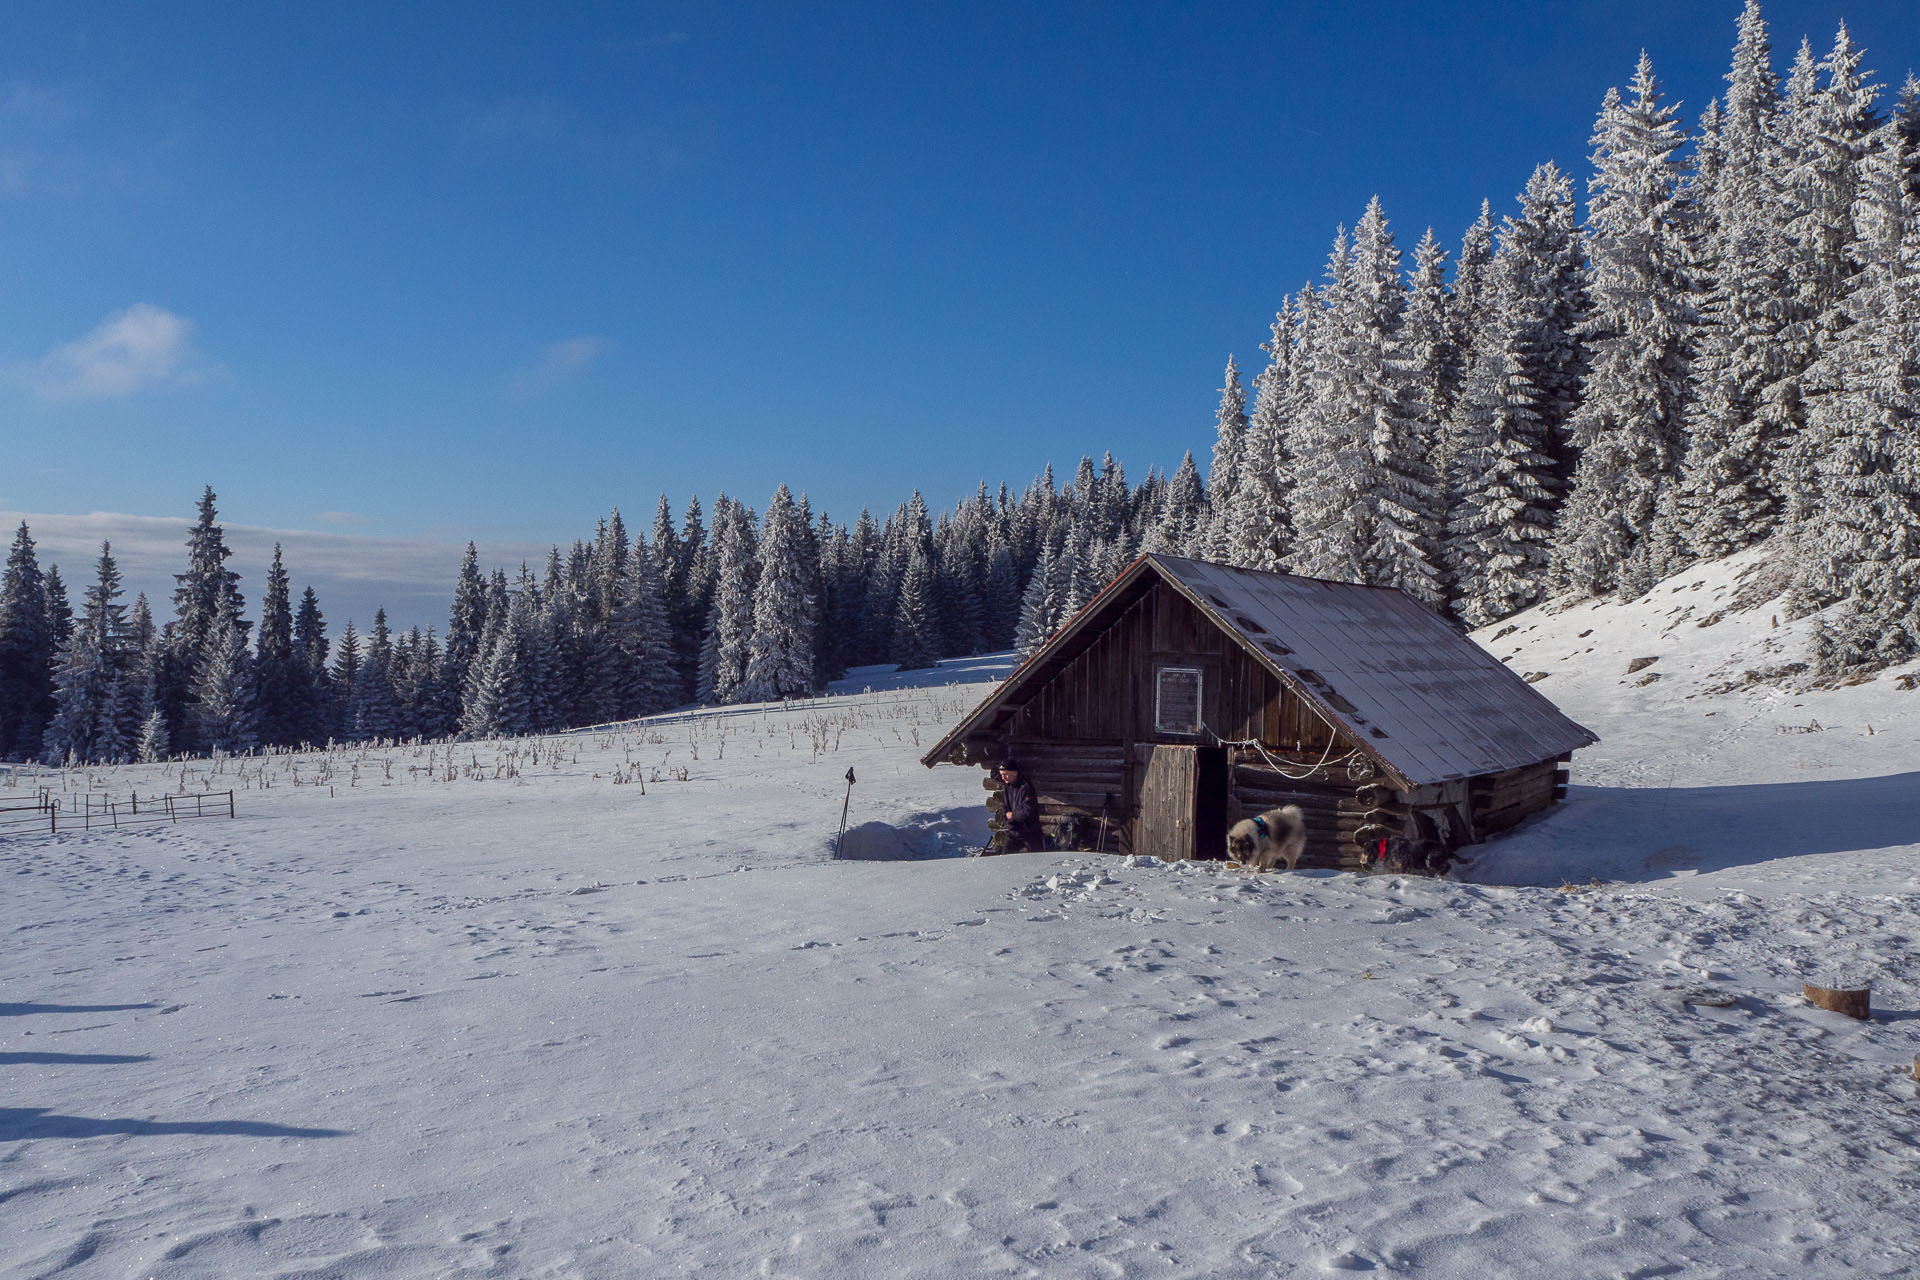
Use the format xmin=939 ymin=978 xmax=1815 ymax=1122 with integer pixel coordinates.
xmin=1678 ymin=0 xmax=1796 ymax=557
xmin=981 ymin=543 xmax=1021 ymax=649
xmin=1059 ymin=520 xmax=1094 ymax=615
xmin=1775 ymin=27 xmax=1884 ymax=527
xmin=347 ymin=608 xmax=400 ymax=741
xmin=1795 ymin=126 xmax=1920 ymax=670
xmin=1013 ymin=539 xmax=1067 ymax=658
xmin=292 ymin=587 xmax=331 ymax=745
xmin=1286 ymin=228 xmax=1358 ymax=580
xmin=42 ymin=542 xmax=134 ymax=763
xmin=460 ymin=597 xmax=535 ymax=737
xmin=123 ymin=593 xmax=159 ymax=736
xmin=193 ymin=589 xmax=258 ymax=753
xmin=739 ymin=484 xmax=820 ymax=701
xmin=442 ymin=543 xmax=487 ymax=726
xmin=670 ymin=496 xmax=710 ymax=704
xmin=165 ymin=487 xmax=247 ymax=751
xmin=1551 ymin=56 xmax=1696 ymax=601
xmin=1201 ymin=356 xmax=1249 ymax=559
xmin=614 ymin=529 xmax=679 ymax=716
xmin=135 ymin=707 xmax=170 ymax=763
xmin=885 ymin=493 xmax=940 ymax=667
xmin=796 ymin=498 xmax=836 ymax=686
xmin=1433 ymin=203 xmax=1498 ymax=507
xmin=933 ymin=497 xmax=986 ymax=659
xmin=43 ymin=564 xmax=71 ymax=651
xmin=330 ymin=621 xmax=360 ymax=738
xmin=388 ymin=628 xmax=437 ymax=737
xmin=1445 ymin=252 xmax=1558 ymax=627
xmin=1895 ymin=74 xmax=1920 ymax=201
xmin=517 ymin=562 xmax=562 ymax=731
xmin=888 ymin=543 xmax=941 ymax=671
xmin=697 ymin=497 xmax=758 ymax=705
xmin=0 ymin=521 xmax=57 ymax=760
xmin=1502 ymin=162 xmax=1591 ymax=491
xmin=253 ymin=545 xmax=299 ymax=746
xmin=1229 ymin=303 xmax=1302 ymax=571
xmin=839 ymin=509 xmax=880 ymax=665
xmin=1293 ymin=201 xmax=1443 ymax=605
xmin=1404 ymin=229 xmax=1461 ymax=466
xmin=1148 ymin=450 xmax=1206 ymax=555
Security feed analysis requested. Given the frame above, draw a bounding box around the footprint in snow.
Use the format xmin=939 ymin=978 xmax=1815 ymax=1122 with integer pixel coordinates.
xmin=1323 ymin=1252 xmax=1377 ymax=1271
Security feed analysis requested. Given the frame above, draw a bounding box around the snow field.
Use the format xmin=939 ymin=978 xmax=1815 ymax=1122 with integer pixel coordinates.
xmin=4 ymin=626 xmax=1920 ymax=1277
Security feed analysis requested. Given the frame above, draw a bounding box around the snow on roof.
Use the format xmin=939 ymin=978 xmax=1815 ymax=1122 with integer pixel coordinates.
xmin=924 ymin=554 xmax=1598 ymax=786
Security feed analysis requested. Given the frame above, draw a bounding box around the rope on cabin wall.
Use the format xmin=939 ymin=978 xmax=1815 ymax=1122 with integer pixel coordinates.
xmin=1202 ymin=717 xmax=1362 ymax=782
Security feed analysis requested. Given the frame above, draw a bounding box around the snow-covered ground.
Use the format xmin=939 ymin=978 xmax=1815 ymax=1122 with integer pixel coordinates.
xmin=5 ymin=559 xmax=1919 ymax=1279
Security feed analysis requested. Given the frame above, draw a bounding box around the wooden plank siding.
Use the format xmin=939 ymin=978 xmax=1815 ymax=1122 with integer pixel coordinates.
xmin=1004 ymin=581 xmax=1336 ymax=752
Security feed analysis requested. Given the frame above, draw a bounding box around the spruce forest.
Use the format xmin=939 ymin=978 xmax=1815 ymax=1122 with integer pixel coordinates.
xmin=2 ymin=0 xmax=1916 ymax=766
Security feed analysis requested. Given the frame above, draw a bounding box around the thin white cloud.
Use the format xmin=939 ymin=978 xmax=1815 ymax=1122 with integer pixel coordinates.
xmin=16 ymin=303 xmax=205 ymax=402
xmin=464 ymin=95 xmax=567 ymax=147
xmin=505 ymin=334 xmax=611 ymax=396
xmin=0 ymin=81 xmax=85 ymax=195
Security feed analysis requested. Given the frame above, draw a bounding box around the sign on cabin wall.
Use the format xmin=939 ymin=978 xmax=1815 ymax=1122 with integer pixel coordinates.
xmin=1154 ymin=665 xmax=1203 ymax=735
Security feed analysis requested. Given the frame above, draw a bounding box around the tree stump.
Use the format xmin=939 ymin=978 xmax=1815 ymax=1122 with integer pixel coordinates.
xmin=1803 ymin=981 xmax=1870 ymax=1020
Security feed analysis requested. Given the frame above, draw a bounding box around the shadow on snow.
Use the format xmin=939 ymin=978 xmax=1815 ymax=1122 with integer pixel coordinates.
xmin=1 ymin=1108 xmax=349 ymax=1141
xmin=1466 ymin=771 xmax=1920 ymax=885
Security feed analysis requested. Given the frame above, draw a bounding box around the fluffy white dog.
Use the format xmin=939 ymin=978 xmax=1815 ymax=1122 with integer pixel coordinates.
xmin=1226 ymin=805 xmax=1307 ymax=871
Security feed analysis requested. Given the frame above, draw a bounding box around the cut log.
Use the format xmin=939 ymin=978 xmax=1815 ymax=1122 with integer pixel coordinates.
xmin=1803 ymin=981 xmax=1870 ymax=1020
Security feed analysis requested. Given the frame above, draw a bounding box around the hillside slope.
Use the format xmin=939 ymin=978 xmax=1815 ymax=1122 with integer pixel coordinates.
xmin=1461 ymin=541 xmax=1920 ymax=892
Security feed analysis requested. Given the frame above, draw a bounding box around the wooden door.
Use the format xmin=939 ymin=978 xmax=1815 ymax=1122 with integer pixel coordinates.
xmin=1134 ymin=743 xmax=1198 ymax=860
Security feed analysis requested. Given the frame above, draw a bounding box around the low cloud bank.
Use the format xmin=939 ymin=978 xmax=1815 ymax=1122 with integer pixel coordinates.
xmin=1 ymin=510 xmax=554 ymax=636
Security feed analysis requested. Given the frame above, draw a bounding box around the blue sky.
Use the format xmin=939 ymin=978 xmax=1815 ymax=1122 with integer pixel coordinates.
xmin=5 ymin=1 xmax=1918 ymax=628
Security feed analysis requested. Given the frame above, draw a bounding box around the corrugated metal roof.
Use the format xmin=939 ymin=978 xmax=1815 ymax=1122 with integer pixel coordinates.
xmin=1152 ymin=556 xmax=1596 ymax=784
xmin=921 ymin=554 xmax=1597 ymax=785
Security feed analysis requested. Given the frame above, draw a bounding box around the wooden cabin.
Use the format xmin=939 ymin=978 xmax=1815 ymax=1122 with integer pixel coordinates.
xmin=920 ymin=555 xmax=1598 ymax=872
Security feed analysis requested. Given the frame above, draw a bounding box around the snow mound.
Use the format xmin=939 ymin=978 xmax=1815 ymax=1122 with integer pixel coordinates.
xmin=835 ymin=809 xmax=986 ymax=860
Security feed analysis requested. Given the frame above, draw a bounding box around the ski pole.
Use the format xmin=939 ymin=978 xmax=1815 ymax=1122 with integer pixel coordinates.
xmin=834 ymin=767 xmax=856 ymax=858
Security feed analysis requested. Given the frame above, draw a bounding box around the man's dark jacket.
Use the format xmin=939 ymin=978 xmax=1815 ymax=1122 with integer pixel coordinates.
xmin=1003 ymin=775 xmax=1042 ymax=851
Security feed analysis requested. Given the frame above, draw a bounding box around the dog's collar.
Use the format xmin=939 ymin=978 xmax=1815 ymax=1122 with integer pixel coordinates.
xmin=1252 ymin=815 xmax=1270 ymax=838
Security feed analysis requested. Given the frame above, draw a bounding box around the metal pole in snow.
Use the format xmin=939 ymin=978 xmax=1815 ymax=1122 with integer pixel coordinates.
xmin=834 ymin=768 xmax=856 ymax=859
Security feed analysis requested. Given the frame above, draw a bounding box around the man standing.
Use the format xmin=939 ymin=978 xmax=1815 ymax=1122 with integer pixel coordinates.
xmin=998 ymin=758 xmax=1043 ymax=853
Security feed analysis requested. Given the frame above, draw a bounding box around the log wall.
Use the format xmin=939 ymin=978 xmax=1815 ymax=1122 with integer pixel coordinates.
xmin=1228 ymin=759 xmax=1370 ymax=871
xmin=1470 ymin=758 xmax=1564 ymax=834
xmin=985 ymin=738 xmax=1132 ymax=854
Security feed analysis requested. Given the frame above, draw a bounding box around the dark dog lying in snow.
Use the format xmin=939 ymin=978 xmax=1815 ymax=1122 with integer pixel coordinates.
xmin=1226 ymin=805 xmax=1307 ymax=871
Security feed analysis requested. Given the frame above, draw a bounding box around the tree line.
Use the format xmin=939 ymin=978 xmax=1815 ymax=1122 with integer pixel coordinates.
xmin=0 ymin=459 xmax=1178 ymax=763
xmin=1189 ymin=1 xmax=1918 ymax=672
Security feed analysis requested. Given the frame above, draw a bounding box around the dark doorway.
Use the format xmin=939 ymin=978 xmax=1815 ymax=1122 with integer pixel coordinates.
xmin=1194 ymin=746 xmax=1229 ymax=859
